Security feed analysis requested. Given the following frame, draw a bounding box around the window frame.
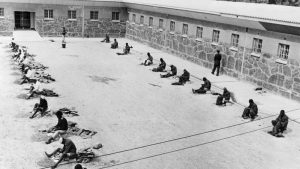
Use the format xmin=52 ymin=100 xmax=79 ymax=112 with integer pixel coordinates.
xmin=212 ymin=30 xmax=220 ymax=43
xmin=252 ymin=38 xmax=263 ymax=54
xmin=67 ymin=10 xmax=76 ymax=20
xmin=277 ymin=43 xmax=289 ymax=60
xmin=149 ymin=17 xmax=153 ymax=27
xmin=196 ymin=26 xmax=203 ymax=39
xmin=170 ymin=21 xmax=175 ymax=32
xmin=140 ymin=15 xmax=144 ymax=25
xmin=159 ymin=19 xmax=164 ymax=29
xmin=44 ymin=9 xmax=53 ymax=20
xmin=90 ymin=11 xmax=99 ymax=20
xmin=182 ymin=23 xmax=188 ymax=35
xmin=231 ymin=33 xmax=240 ymax=48
xmin=112 ymin=12 xmax=120 ymax=21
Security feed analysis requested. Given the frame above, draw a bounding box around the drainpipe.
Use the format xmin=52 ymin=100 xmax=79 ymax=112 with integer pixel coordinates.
xmin=240 ymin=27 xmax=248 ymax=77
xmin=82 ymin=2 xmax=85 ymax=38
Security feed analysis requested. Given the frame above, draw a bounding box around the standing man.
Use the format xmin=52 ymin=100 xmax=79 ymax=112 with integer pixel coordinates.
xmin=212 ymin=50 xmax=222 ymax=76
xmin=62 ymin=27 xmax=67 ymax=42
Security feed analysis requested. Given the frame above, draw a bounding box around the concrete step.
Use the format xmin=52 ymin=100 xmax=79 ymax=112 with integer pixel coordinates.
xmin=13 ymin=30 xmax=42 ymax=42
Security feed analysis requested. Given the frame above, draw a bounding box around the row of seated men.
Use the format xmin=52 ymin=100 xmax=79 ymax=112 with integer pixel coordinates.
xmin=10 ymin=41 xmax=84 ymax=169
xmin=142 ymin=52 xmax=289 ymax=137
xmin=101 ymin=34 xmax=134 ymax=56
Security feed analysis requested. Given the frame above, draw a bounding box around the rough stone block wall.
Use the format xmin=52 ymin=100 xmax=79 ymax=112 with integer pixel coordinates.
xmin=0 ymin=17 xmax=13 ymax=36
xmin=126 ymin=23 xmax=300 ymax=102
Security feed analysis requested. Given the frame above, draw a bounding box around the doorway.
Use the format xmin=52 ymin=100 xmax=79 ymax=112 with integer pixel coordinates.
xmin=15 ymin=11 xmax=31 ymax=29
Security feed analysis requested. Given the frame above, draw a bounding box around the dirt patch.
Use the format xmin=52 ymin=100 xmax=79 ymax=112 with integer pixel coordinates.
xmin=65 ymin=54 xmax=79 ymax=57
xmin=88 ymin=75 xmax=117 ymax=84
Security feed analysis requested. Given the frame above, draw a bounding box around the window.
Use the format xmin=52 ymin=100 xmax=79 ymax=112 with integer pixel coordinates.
xmin=231 ymin=33 xmax=239 ymax=47
xmin=112 ymin=12 xmax=120 ymax=21
xmin=90 ymin=11 xmax=98 ymax=20
xmin=140 ymin=15 xmax=144 ymax=24
xmin=149 ymin=17 xmax=153 ymax=26
xmin=277 ymin=43 xmax=289 ymax=60
xmin=182 ymin=24 xmax=188 ymax=35
xmin=212 ymin=30 xmax=220 ymax=43
xmin=132 ymin=14 xmax=136 ymax=23
xmin=196 ymin=26 xmax=203 ymax=39
xmin=252 ymin=38 xmax=263 ymax=53
xmin=159 ymin=19 xmax=163 ymax=29
xmin=44 ymin=9 xmax=53 ymax=19
xmin=170 ymin=21 xmax=175 ymax=32
xmin=68 ymin=10 xmax=76 ymax=19
xmin=0 ymin=8 xmax=4 ymax=17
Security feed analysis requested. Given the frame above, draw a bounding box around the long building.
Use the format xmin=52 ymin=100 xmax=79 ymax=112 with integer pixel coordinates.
xmin=1 ymin=0 xmax=300 ymax=102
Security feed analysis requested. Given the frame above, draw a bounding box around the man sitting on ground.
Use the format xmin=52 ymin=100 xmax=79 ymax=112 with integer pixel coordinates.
xmin=172 ymin=69 xmax=190 ymax=85
xmin=101 ymin=33 xmax=110 ymax=43
xmin=27 ymin=80 xmax=41 ymax=99
xmin=111 ymin=39 xmax=118 ymax=49
xmin=215 ymin=87 xmax=232 ymax=106
xmin=45 ymin=111 xmax=68 ymax=144
xmin=143 ymin=52 xmax=153 ymax=66
xmin=152 ymin=58 xmax=166 ymax=72
xmin=45 ymin=137 xmax=77 ymax=169
xmin=20 ymin=67 xmax=35 ymax=85
xmin=242 ymin=99 xmax=258 ymax=120
xmin=192 ymin=77 xmax=211 ymax=94
xmin=161 ymin=65 xmax=177 ymax=78
xmin=117 ymin=43 xmax=133 ymax=55
xmin=30 ymin=96 xmax=48 ymax=119
xmin=270 ymin=110 xmax=288 ymax=137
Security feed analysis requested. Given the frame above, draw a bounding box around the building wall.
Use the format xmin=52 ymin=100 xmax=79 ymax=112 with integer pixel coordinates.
xmin=126 ymin=9 xmax=300 ymax=102
xmin=0 ymin=2 xmax=127 ymax=37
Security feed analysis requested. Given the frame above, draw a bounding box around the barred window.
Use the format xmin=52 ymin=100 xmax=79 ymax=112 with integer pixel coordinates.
xmin=252 ymin=38 xmax=263 ymax=53
xmin=231 ymin=33 xmax=239 ymax=47
xmin=212 ymin=30 xmax=220 ymax=43
xmin=0 ymin=8 xmax=4 ymax=17
xmin=44 ymin=9 xmax=53 ymax=19
xmin=196 ymin=26 xmax=203 ymax=39
xmin=182 ymin=24 xmax=188 ymax=35
xmin=170 ymin=21 xmax=175 ymax=32
xmin=140 ymin=15 xmax=144 ymax=24
xmin=90 ymin=11 xmax=98 ymax=20
xmin=68 ymin=10 xmax=76 ymax=19
xmin=149 ymin=17 xmax=153 ymax=26
xmin=112 ymin=12 xmax=120 ymax=21
xmin=132 ymin=14 xmax=136 ymax=23
xmin=277 ymin=43 xmax=289 ymax=60
xmin=159 ymin=19 xmax=163 ymax=29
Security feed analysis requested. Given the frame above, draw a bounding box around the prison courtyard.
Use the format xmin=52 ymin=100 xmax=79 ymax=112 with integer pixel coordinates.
xmin=1 ymin=0 xmax=300 ymax=169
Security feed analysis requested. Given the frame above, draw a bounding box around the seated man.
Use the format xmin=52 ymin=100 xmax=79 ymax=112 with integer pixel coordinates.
xmin=30 ymin=96 xmax=48 ymax=119
xmin=270 ymin=110 xmax=289 ymax=137
xmin=192 ymin=77 xmax=211 ymax=94
xmin=45 ymin=137 xmax=77 ymax=169
xmin=111 ymin=39 xmax=118 ymax=49
xmin=143 ymin=52 xmax=153 ymax=66
xmin=160 ymin=65 xmax=177 ymax=78
xmin=242 ymin=99 xmax=258 ymax=120
xmin=117 ymin=43 xmax=133 ymax=55
xmin=20 ymin=67 xmax=36 ymax=85
xmin=172 ymin=69 xmax=190 ymax=85
xmin=27 ymin=80 xmax=41 ymax=99
xmin=101 ymin=33 xmax=110 ymax=43
xmin=75 ymin=164 xmax=87 ymax=169
xmin=152 ymin=58 xmax=166 ymax=72
xmin=46 ymin=111 xmax=68 ymax=144
xmin=215 ymin=87 xmax=232 ymax=106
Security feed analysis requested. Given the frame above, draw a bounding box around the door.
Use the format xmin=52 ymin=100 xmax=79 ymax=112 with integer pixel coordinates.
xmin=15 ymin=11 xmax=31 ymax=29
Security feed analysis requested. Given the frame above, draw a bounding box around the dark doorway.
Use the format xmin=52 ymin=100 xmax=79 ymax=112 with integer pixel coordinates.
xmin=15 ymin=11 xmax=31 ymax=29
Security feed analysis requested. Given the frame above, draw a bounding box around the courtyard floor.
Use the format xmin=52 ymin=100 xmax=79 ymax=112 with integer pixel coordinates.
xmin=1 ymin=37 xmax=300 ymax=169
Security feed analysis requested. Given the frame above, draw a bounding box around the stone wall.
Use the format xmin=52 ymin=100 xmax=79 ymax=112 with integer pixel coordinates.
xmin=126 ymin=23 xmax=300 ymax=102
xmin=0 ymin=17 xmax=13 ymax=36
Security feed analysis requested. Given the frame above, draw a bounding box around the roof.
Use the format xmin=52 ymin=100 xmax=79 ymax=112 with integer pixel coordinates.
xmin=122 ymin=0 xmax=300 ymax=27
